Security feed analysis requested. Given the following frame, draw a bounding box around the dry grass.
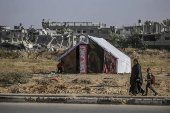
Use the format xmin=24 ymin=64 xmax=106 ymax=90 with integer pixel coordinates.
xmin=0 ymin=48 xmax=170 ymax=95
xmin=0 ymin=49 xmax=66 ymax=73
xmin=0 ymin=48 xmax=169 ymax=74
xmin=123 ymin=48 xmax=170 ymax=73
xmin=0 ymin=59 xmax=57 ymax=73
xmin=138 ymin=59 xmax=170 ymax=73
xmin=0 ymin=73 xmax=169 ymax=96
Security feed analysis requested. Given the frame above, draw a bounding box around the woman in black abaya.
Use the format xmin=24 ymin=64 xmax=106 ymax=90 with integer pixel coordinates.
xmin=129 ymin=59 xmax=145 ymax=96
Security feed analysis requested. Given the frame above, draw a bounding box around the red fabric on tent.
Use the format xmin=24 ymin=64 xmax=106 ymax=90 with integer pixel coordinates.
xmin=103 ymin=50 xmax=117 ymax=74
xmin=79 ymin=45 xmax=87 ymax=74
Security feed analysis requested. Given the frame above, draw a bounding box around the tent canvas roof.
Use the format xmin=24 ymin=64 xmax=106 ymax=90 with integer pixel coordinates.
xmin=88 ymin=36 xmax=130 ymax=64
xmin=57 ymin=35 xmax=130 ymax=63
xmin=56 ymin=37 xmax=88 ymax=61
xmin=56 ymin=35 xmax=131 ymax=73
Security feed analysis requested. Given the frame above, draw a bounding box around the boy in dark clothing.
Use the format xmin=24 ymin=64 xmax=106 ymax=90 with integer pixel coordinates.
xmin=57 ymin=61 xmax=64 ymax=73
xmin=144 ymin=68 xmax=158 ymax=96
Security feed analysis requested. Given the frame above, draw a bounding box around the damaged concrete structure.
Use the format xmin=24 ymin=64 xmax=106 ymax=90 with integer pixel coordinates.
xmin=1 ymin=19 xmax=170 ymax=51
xmin=0 ymin=23 xmax=84 ymax=51
xmin=42 ymin=19 xmax=111 ymax=40
xmin=119 ymin=20 xmax=170 ymax=49
xmin=0 ymin=19 xmax=112 ymax=51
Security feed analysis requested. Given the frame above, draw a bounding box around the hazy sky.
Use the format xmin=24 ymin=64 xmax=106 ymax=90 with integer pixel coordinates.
xmin=0 ymin=0 xmax=170 ymax=29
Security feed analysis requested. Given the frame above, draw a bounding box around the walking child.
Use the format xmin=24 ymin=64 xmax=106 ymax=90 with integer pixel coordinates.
xmin=144 ymin=68 xmax=158 ymax=96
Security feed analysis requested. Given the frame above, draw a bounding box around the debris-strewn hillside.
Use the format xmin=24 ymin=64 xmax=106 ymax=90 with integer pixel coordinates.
xmin=0 ymin=48 xmax=170 ymax=96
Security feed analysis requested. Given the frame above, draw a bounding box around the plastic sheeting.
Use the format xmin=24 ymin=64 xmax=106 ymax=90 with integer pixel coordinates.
xmin=79 ymin=45 xmax=87 ymax=74
xmin=88 ymin=36 xmax=131 ymax=73
xmin=103 ymin=50 xmax=117 ymax=73
xmin=88 ymin=39 xmax=104 ymax=73
xmin=56 ymin=35 xmax=131 ymax=73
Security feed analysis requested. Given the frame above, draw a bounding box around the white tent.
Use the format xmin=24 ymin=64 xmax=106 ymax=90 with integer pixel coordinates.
xmin=88 ymin=36 xmax=131 ymax=73
xmin=56 ymin=35 xmax=131 ymax=73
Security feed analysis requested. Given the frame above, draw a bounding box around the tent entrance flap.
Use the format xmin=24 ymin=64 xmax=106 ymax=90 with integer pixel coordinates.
xmin=61 ymin=48 xmax=77 ymax=73
xmin=88 ymin=39 xmax=104 ymax=73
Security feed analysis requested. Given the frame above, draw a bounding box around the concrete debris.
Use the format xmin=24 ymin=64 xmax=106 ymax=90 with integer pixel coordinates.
xmin=0 ymin=23 xmax=85 ymax=52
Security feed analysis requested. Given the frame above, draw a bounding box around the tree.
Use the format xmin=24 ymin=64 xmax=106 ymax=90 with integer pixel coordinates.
xmin=108 ymin=29 xmax=145 ymax=49
xmin=163 ymin=19 xmax=170 ymax=26
xmin=122 ymin=29 xmax=145 ymax=49
xmin=145 ymin=21 xmax=152 ymax=25
xmin=127 ymin=34 xmax=141 ymax=48
xmin=109 ymin=32 xmax=123 ymax=48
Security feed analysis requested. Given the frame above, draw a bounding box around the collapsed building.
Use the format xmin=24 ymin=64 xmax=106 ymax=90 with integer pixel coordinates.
xmin=0 ymin=19 xmax=170 ymax=51
xmin=42 ymin=19 xmax=111 ymax=40
xmin=0 ymin=23 xmax=85 ymax=51
xmin=0 ymin=20 xmax=113 ymax=51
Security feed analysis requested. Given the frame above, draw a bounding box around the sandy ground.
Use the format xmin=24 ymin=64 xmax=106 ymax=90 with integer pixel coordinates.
xmin=0 ymin=48 xmax=170 ymax=96
xmin=0 ymin=72 xmax=170 ymax=96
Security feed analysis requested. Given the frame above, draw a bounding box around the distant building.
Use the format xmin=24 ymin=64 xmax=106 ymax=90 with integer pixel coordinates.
xmin=0 ymin=26 xmax=11 ymax=43
xmin=42 ymin=19 xmax=111 ymax=40
xmin=118 ymin=28 xmax=131 ymax=37
xmin=1 ymin=19 xmax=170 ymax=51
xmin=122 ymin=20 xmax=170 ymax=48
